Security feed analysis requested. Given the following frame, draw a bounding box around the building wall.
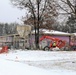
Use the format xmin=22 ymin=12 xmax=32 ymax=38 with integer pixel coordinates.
xmin=30 ymin=34 xmax=71 ymax=49
xmin=0 ymin=36 xmax=13 ymax=47
xmin=51 ymin=35 xmax=70 ymax=43
xmin=0 ymin=34 xmax=71 ymax=49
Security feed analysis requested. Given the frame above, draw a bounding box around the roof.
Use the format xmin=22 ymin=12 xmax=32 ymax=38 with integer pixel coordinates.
xmin=32 ymin=29 xmax=71 ymax=36
xmin=72 ymin=33 xmax=76 ymax=36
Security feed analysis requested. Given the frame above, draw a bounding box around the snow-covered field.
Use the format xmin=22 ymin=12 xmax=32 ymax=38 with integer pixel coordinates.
xmin=0 ymin=49 xmax=76 ymax=75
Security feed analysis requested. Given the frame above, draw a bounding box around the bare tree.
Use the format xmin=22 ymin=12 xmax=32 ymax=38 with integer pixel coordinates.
xmin=53 ymin=0 xmax=76 ymax=33
xmin=54 ymin=0 xmax=76 ymax=16
xmin=10 ymin=0 xmax=58 ymax=49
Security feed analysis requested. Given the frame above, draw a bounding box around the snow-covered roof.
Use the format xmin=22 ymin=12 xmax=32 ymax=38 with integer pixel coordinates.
xmin=32 ymin=29 xmax=71 ymax=36
xmin=41 ymin=29 xmax=70 ymax=35
xmin=72 ymin=33 xmax=76 ymax=36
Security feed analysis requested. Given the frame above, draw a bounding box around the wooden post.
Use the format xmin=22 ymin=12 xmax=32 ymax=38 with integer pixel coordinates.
xmin=13 ymin=35 xmax=16 ymax=49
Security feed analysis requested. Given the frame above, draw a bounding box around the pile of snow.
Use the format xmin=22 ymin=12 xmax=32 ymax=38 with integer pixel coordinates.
xmin=0 ymin=49 xmax=76 ymax=75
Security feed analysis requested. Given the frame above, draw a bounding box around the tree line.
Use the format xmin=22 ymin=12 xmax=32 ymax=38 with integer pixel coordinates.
xmin=0 ymin=22 xmax=19 ymax=36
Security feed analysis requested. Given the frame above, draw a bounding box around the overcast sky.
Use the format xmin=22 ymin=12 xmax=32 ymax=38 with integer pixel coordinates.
xmin=0 ymin=0 xmax=25 ymax=24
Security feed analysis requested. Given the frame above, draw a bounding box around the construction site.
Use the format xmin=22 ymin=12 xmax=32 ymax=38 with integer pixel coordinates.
xmin=0 ymin=25 xmax=76 ymax=53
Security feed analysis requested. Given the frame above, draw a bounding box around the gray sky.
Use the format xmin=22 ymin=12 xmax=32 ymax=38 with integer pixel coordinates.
xmin=0 ymin=0 xmax=25 ymax=24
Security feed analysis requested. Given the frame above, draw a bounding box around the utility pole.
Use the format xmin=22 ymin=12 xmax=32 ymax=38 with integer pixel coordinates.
xmin=36 ymin=0 xmax=40 ymax=49
xmin=75 ymin=0 xmax=76 ymax=16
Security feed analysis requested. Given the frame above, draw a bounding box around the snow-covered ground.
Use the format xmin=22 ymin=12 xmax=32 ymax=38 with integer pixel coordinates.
xmin=0 ymin=49 xmax=76 ymax=75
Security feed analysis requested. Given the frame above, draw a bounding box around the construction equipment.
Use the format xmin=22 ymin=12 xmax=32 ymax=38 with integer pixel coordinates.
xmin=39 ymin=35 xmax=66 ymax=50
xmin=0 ymin=46 xmax=8 ymax=53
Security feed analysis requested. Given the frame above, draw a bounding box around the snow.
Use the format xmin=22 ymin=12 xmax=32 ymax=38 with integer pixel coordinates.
xmin=73 ymin=33 xmax=76 ymax=36
xmin=32 ymin=29 xmax=70 ymax=35
xmin=0 ymin=49 xmax=76 ymax=75
xmin=42 ymin=29 xmax=69 ymax=35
